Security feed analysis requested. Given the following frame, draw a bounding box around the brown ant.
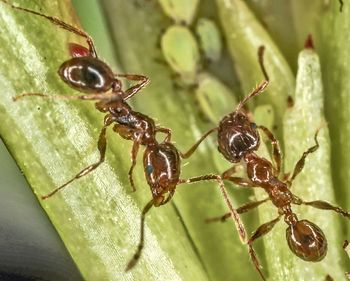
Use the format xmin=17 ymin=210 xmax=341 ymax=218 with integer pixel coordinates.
xmin=180 ymin=46 xmax=350 ymax=280
xmin=2 ymin=0 xmax=247 ymax=271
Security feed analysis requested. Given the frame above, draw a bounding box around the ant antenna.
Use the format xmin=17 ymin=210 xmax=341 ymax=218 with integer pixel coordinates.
xmin=235 ymin=46 xmax=269 ymax=113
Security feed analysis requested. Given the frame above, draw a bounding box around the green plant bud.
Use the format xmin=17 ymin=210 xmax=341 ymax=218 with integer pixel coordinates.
xmin=195 ymin=18 xmax=222 ymax=62
xmin=157 ymin=0 xmax=200 ymax=24
xmin=161 ymin=25 xmax=200 ymax=84
xmin=195 ymin=72 xmax=237 ymax=124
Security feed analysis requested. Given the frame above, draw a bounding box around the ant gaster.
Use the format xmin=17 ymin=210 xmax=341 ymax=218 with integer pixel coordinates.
xmin=181 ymin=46 xmax=350 ymax=280
xmin=2 ymin=0 xmax=247 ymax=271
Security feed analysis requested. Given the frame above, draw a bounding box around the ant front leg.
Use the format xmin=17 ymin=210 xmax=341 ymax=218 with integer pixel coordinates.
xmin=125 ymin=199 xmax=154 ymax=271
xmin=117 ymin=74 xmax=150 ymax=100
xmin=247 ymin=216 xmax=281 ymax=281
xmin=13 ymin=92 xmax=116 ymax=102
xmin=129 ymin=139 xmax=141 ymax=192
xmin=113 ymin=124 xmax=143 ymax=192
xmin=155 ymin=127 xmax=172 ymax=142
xmin=41 ymin=115 xmax=113 ymax=199
xmin=258 ymin=125 xmax=282 ymax=175
xmin=286 ymin=128 xmax=320 ymax=186
xmin=0 ymin=0 xmax=98 ymax=58
xmin=179 ymin=127 xmax=218 ymax=159
xmin=179 ymin=174 xmax=247 ymax=243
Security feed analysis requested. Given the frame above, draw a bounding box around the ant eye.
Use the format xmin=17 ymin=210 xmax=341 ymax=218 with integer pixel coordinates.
xmin=286 ymin=220 xmax=327 ymax=262
xmin=145 ymin=165 xmax=154 ymax=175
xmin=250 ymin=122 xmax=257 ymax=129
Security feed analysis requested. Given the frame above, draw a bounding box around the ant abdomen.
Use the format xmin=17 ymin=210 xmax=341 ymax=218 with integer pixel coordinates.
xmin=143 ymin=142 xmax=180 ymax=206
xmin=286 ymin=220 xmax=327 ymax=262
xmin=58 ymin=57 xmax=114 ymax=93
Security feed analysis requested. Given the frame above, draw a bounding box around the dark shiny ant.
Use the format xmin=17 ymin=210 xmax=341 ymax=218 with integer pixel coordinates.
xmin=181 ymin=46 xmax=350 ymax=280
xmin=2 ymin=0 xmax=247 ymax=271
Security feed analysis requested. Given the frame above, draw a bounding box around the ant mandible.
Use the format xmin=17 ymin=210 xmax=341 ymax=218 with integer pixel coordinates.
xmin=180 ymin=45 xmax=350 ymax=280
xmin=2 ymin=0 xmax=247 ymax=271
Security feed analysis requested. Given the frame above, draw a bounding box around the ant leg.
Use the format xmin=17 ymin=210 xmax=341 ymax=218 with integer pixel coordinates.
xmin=13 ymin=92 xmax=115 ymax=102
xmin=179 ymin=127 xmax=218 ymax=159
xmin=293 ymin=198 xmax=350 ymax=219
xmin=117 ymin=74 xmax=150 ymax=100
xmin=224 ymin=176 xmax=256 ymax=188
xmin=205 ymin=198 xmax=270 ymax=223
xmin=155 ymin=127 xmax=172 ymax=142
xmin=129 ymin=140 xmax=141 ymax=192
xmin=41 ymin=115 xmax=113 ymax=199
xmin=258 ymin=125 xmax=282 ymax=175
xmin=287 ymin=128 xmax=321 ymax=186
xmin=222 ymin=166 xmax=256 ymax=188
xmin=179 ymin=174 xmax=247 ymax=243
xmin=247 ymin=216 xmax=281 ymax=281
xmin=221 ymin=165 xmax=240 ymax=178
xmin=125 ymin=199 xmax=154 ymax=271
xmin=0 ymin=0 xmax=98 ymax=57
xmin=235 ymin=46 xmax=269 ymax=112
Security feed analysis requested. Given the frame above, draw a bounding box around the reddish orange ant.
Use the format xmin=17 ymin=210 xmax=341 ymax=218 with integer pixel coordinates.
xmin=2 ymin=0 xmax=247 ymax=271
xmin=181 ymin=46 xmax=350 ymax=280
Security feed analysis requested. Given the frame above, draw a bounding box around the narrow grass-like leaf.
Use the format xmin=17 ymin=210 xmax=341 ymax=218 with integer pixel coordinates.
xmin=0 ymin=1 xmax=214 ymax=280
xmin=319 ymin=0 xmax=350 ymax=236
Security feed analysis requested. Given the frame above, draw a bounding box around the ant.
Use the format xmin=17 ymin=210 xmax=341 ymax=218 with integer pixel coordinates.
xmin=1 ymin=0 xmax=247 ymax=271
xmin=180 ymin=45 xmax=350 ymax=280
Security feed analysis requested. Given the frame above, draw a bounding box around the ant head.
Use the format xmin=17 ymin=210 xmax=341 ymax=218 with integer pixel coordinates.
xmin=218 ymin=111 xmax=260 ymax=162
xmin=58 ymin=57 xmax=114 ymax=93
xmin=286 ymin=219 xmax=327 ymax=262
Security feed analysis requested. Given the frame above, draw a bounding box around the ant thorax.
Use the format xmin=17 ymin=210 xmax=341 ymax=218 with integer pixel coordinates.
xmin=143 ymin=142 xmax=181 ymax=205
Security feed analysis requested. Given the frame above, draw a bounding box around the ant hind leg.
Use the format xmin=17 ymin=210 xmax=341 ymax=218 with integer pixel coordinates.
xmin=247 ymin=216 xmax=281 ymax=281
xmin=125 ymin=199 xmax=154 ymax=271
xmin=293 ymin=198 xmax=350 ymax=219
